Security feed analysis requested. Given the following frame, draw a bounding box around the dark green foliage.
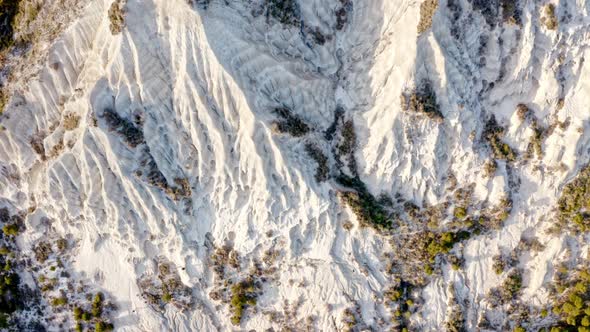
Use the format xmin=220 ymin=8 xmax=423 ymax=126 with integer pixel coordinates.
xmin=50 ymin=297 xmax=68 ymax=307
xmin=453 ymin=207 xmax=467 ymax=220
xmin=92 ymin=292 xmax=104 ymax=317
xmin=273 ymin=107 xmax=310 ymax=137
xmin=56 ymin=238 xmax=68 ymax=251
xmin=557 ymin=166 xmax=590 ymax=233
xmin=549 ymin=268 xmax=590 ymax=331
xmin=1 ymin=224 xmax=19 ymax=237
xmin=424 ymin=231 xmax=469 ymax=262
xmin=492 ymin=254 xmax=506 ymax=275
xmin=73 ymin=306 xmax=83 ymax=320
xmin=337 ymin=175 xmax=391 ymax=229
xmin=95 ymin=321 xmax=114 ymax=332
xmin=526 ymin=120 xmax=545 ymax=160
xmin=102 ymin=108 xmax=145 ymax=147
xmin=0 ymin=0 xmax=22 ymax=51
xmin=230 ymin=278 xmax=259 ymax=326
xmin=401 ymin=81 xmax=443 ymax=121
xmin=267 ymin=0 xmax=299 ymax=26
xmin=162 ymin=292 xmax=172 ymax=303
xmin=305 ymin=143 xmax=329 ymax=182
xmin=33 ymin=241 xmax=52 ymax=263
xmin=0 ymin=252 xmax=21 ymax=324
xmin=385 ymin=281 xmax=415 ymax=330
xmin=499 ymin=269 xmax=523 ymax=301
xmin=484 ymin=115 xmax=516 ymax=161
xmin=338 ymin=120 xmax=356 ymax=156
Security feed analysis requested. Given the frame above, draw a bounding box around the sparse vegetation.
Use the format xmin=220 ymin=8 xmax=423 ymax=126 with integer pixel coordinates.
xmin=33 ymin=241 xmax=53 ymax=263
xmin=453 ymin=206 xmax=467 ymax=220
xmin=516 ymin=104 xmax=531 ymax=121
xmin=484 ymin=159 xmax=497 ymax=178
xmin=491 ymin=269 xmax=523 ymax=303
xmin=335 ymin=0 xmax=351 ymax=30
xmin=138 ymin=260 xmax=192 ymax=311
xmin=0 ymin=90 xmax=8 ymax=114
xmin=501 ymin=0 xmax=521 ymax=25
xmin=527 ymin=121 xmax=545 ymax=160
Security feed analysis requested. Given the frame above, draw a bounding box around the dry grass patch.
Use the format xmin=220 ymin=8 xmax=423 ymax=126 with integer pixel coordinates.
xmin=63 ymin=113 xmax=80 ymax=131
xmin=108 ymin=0 xmax=126 ymax=35
xmin=542 ymin=4 xmax=558 ymax=30
xmin=417 ymin=0 xmax=438 ymax=34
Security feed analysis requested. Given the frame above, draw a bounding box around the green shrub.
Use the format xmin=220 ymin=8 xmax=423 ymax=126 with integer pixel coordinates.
xmin=229 ymin=278 xmax=258 ymax=326
xmin=2 ymin=224 xmax=19 ymax=237
xmin=305 ymin=143 xmax=329 ymax=182
xmin=484 ymin=116 xmax=517 ymax=161
xmin=92 ymin=292 xmax=104 ymax=317
xmin=337 ymin=175 xmax=391 ymax=229
xmin=0 ymin=0 xmax=22 ymax=51
xmin=50 ymin=297 xmax=68 ymax=307
xmin=95 ymin=321 xmax=114 ymax=332
xmin=272 ymin=107 xmax=310 ymax=137
xmin=267 ymin=0 xmax=300 ymax=26
xmin=401 ymin=81 xmax=443 ymax=121
xmin=73 ymin=306 xmax=83 ymax=320
xmin=56 ymin=238 xmax=68 ymax=251
xmin=453 ymin=207 xmax=467 ymax=220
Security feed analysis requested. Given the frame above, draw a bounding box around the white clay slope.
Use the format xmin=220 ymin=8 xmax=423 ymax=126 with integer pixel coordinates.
xmin=1 ymin=0 xmax=590 ymax=331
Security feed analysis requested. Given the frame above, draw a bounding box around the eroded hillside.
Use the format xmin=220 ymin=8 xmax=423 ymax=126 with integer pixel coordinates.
xmin=0 ymin=0 xmax=590 ymax=331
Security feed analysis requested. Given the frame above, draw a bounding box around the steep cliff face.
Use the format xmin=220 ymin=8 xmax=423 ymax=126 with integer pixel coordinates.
xmin=0 ymin=0 xmax=589 ymax=331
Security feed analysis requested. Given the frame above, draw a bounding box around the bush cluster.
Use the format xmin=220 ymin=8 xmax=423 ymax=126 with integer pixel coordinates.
xmin=230 ymin=278 xmax=258 ymax=326
xmin=557 ymin=166 xmax=590 ymax=233
xmin=337 ymin=175 xmax=391 ymax=229
xmin=267 ymin=0 xmax=299 ymax=26
xmin=108 ymin=0 xmax=126 ymax=35
xmin=484 ymin=115 xmax=517 ymax=161
xmin=542 ymin=4 xmax=558 ymax=30
xmin=550 ymin=269 xmax=590 ymax=331
xmin=401 ymin=81 xmax=443 ymax=121
xmin=272 ymin=107 xmax=310 ymax=137
xmin=305 ymin=143 xmax=329 ymax=182
xmin=0 ymin=0 xmax=22 ymax=51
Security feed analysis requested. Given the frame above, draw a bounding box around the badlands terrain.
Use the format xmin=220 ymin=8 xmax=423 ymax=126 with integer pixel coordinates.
xmin=1 ymin=0 xmax=590 ymax=331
